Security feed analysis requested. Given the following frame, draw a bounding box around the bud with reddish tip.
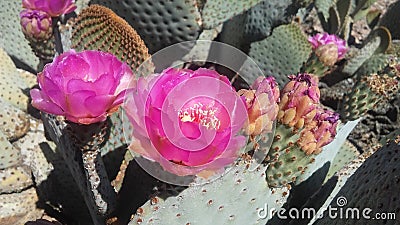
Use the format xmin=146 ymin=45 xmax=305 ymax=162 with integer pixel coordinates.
xmin=298 ymin=108 xmax=339 ymax=154
xmin=20 ymin=9 xmax=52 ymax=40
xmin=278 ymin=73 xmax=320 ymax=129
xmin=239 ymin=76 xmax=280 ymax=136
xmin=308 ymin=33 xmax=347 ymax=62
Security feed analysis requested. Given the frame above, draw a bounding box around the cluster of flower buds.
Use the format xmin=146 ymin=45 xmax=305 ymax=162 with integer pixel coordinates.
xmin=298 ymin=107 xmax=339 ymax=154
xmin=238 ymin=76 xmax=280 ymax=136
xmin=20 ymin=0 xmax=76 ymax=41
xmin=277 ymin=73 xmax=320 ymax=129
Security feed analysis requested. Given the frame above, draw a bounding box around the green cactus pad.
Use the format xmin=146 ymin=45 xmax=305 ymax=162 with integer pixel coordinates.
xmin=314 ymin=141 xmax=400 ymax=225
xmin=243 ymin=0 xmax=294 ymax=42
xmin=71 ymin=4 xmax=151 ymax=72
xmin=314 ymin=0 xmax=336 ymax=21
xmin=247 ymin=23 xmax=312 ymax=87
xmin=340 ymin=74 xmax=398 ymax=121
xmin=0 ymin=99 xmax=30 ymax=142
xmin=267 ymin=145 xmax=316 ymax=187
xmin=201 ymin=0 xmax=264 ymax=29
xmin=90 ymin=0 xmax=201 ymax=54
xmin=130 ymin=161 xmax=290 ymax=225
xmin=354 ymin=53 xmax=390 ymax=78
xmin=219 ymin=14 xmax=247 ymax=50
xmin=268 ymin=123 xmax=301 ymax=163
xmin=343 ymin=27 xmax=391 ymax=76
xmin=324 ymin=140 xmax=359 ymax=182
xmin=0 ymin=166 xmax=33 ymax=194
xmin=0 ymin=48 xmax=32 ymax=111
xmin=0 ymin=131 xmax=21 ymax=169
xmin=0 ymin=188 xmax=43 ymax=223
xmin=0 ymin=0 xmax=39 ymax=70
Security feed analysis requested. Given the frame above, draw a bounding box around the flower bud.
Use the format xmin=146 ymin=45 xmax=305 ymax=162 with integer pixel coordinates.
xmin=298 ymin=108 xmax=339 ymax=154
xmin=20 ymin=9 xmax=52 ymax=40
xmin=308 ymin=33 xmax=347 ymax=66
xmin=239 ymin=76 xmax=280 ymax=136
xmin=278 ymin=73 xmax=320 ymax=129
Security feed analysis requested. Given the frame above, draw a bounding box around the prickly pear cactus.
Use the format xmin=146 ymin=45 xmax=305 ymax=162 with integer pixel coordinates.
xmin=314 ymin=140 xmax=400 ymax=225
xmin=201 ymin=0 xmax=264 ymax=29
xmin=246 ymin=23 xmax=312 ymax=87
xmin=130 ymin=161 xmax=290 ymax=225
xmin=90 ymin=0 xmax=201 ymax=53
xmin=0 ymin=0 xmax=39 ymax=70
xmin=340 ymin=73 xmax=398 ymax=121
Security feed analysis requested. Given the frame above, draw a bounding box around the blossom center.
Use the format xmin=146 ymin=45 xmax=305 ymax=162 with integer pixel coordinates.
xmin=178 ymin=102 xmax=221 ymax=130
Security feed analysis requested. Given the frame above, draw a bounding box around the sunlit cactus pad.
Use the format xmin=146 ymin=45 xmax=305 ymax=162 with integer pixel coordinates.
xmin=130 ymin=162 xmax=290 ymax=225
xmin=248 ymin=23 xmax=312 ymax=86
xmin=0 ymin=0 xmax=39 ymax=70
xmin=90 ymin=0 xmax=201 ymax=53
xmin=71 ymin=4 xmax=151 ymax=72
xmin=201 ymin=0 xmax=264 ymax=29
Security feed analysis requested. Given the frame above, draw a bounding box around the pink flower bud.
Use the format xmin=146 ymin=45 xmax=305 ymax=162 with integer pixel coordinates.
xmin=308 ymin=33 xmax=347 ymax=65
xmin=238 ymin=76 xmax=280 ymax=136
xmin=298 ymin=108 xmax=339 ymax=154
xmin=20 ymin=9 xmax=52 ymax=40
xmin=278 ymin=73 xmax=320 ymax=129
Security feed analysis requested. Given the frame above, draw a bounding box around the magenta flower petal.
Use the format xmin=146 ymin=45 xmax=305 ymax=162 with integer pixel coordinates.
xmin=30 ymin=50 xmax=133 ymax=124
xmin=65 ymin=90 xmax=96 ymax=116
xmin=30 ymin=89 xmax=64 ymax=115
xmin=84 ymin=95 xmax=114 ymax=116
xmin=23 ymin=0 xmax=77 ymax=17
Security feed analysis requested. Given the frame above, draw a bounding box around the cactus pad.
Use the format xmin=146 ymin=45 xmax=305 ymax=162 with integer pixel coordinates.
xmin=0 ymin=188 xmax=43 ymax=223
xmin=72 ymin=4 xmax=151 ymax=72
xmin=247 ymin=23 xmax=312 ymax=87
xmin=267 ymin=144 xmax=316 ymax=187
xmin=0 ymin=131 xmax=21 ymax=169
xmin=0 ymin=99 xmax=30 ymax=141
xmin=314 ymin=141 xmax=400 ymax=225
xmin=325 ymin=140 xmax=359 ymax=182
xmin=130 ymin=161 xmax=290 ymax=225
xmin=90 ymin=0 xmax=201 ymax=53
xmin=0 ymin=48 xmax=33 ymax=111
xmin=0 ymin=0 xmax=39 ymax=70
xmin=340 ymin=74 xmax=398 ymax=121
xmin=243 ymin=0 xmax=295 ymax=42
xmin=201 ymin=0 xmax=264 ymax=29
xmin=0 ymin=166 xmax=33 ymax=194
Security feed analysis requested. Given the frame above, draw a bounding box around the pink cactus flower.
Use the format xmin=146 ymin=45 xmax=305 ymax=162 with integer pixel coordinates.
xmin=124 ymin=67 xmax=248 ymax=176
xmin=298 ymin=108 xmax=339 ymax=154
xmin=30 ymin=49 xmax=133 ymax=124
xmin=238 ymin=76 xmax=280 ymax=136
xmin=20 ymin=9 xmax=52 ymax=40
xmin=308 ymin=33 xmax=347 ymax=62
xmin=22 ymin=0 xmax=77 ymax=17
xmin=278 ymin=73 xmax=320 ymax=129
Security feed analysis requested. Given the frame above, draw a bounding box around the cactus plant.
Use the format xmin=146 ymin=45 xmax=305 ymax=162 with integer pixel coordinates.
xmin=0 ymin=0 xmax=399 ymax=224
